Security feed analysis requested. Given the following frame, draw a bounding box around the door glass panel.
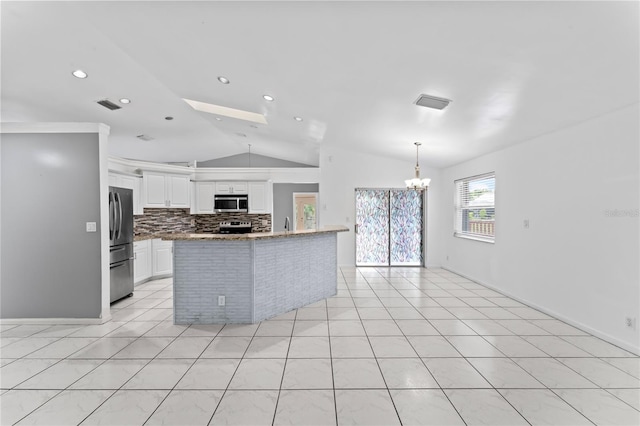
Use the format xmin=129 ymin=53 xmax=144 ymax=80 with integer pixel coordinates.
xmin=355 ymin=189 xmax=389 ymax=266
xmin=390 ymin=189 xmax=423 ymax=266
xmin=294 ymin=195 xmax=317 ymax=231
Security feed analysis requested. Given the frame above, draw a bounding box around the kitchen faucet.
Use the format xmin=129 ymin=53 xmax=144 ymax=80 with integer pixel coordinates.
xmin=284 ymin=216 xmax=291 ymax=232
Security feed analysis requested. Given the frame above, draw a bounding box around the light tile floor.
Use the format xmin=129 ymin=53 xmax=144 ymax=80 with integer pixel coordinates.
xmin=1 ymin=267 xmax=639 ymax=425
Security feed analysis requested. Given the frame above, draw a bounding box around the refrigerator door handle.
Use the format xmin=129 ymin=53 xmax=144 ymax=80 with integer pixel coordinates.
xmin=108 ymin=192 xmax=115 ymax=242
xmin=116 ymin=192 xmax=123 ymax=240
xmin=110 ymin=259 xmax=128 ymax=269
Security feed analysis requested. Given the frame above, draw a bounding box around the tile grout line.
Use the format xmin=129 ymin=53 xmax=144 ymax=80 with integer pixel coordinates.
xmin=269 ymin=304 xmax=298 ymax=426
xmin=204 ymin=318 xmax=265 ymax=425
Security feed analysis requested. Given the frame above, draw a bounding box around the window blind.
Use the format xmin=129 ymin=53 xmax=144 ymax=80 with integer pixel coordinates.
xmin=454 ymin=172 xmax=495 ymax=242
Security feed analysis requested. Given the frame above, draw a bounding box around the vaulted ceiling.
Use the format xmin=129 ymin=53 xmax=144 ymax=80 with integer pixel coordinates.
xmin=2 ymin=1 xmax=638 ymax=167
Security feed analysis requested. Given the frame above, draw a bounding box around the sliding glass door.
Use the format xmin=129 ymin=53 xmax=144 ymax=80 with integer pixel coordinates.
xmin=355 ymin=190 xmax=390 ymax=266
xmin=355 ymin=189 xmax=424 ymax=266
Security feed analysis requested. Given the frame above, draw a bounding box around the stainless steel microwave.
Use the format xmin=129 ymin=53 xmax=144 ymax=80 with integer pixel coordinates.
xmin=214 ymin=194 xmax=248 ymax=213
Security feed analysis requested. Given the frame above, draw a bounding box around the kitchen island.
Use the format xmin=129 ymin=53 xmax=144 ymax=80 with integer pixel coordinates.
xmin=160 ymin=226 xmax=348 ymax=324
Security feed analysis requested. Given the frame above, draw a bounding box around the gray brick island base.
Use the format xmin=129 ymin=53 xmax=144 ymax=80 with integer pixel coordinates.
xmin=163 ymin=226 xmax=348 ymax=324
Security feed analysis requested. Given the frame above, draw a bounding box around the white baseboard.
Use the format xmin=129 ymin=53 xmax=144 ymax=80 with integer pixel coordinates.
xmin=442 ymin=266 xmax=640 ymax=356
xmin=0 ymin=317 xmax=107 ymax=325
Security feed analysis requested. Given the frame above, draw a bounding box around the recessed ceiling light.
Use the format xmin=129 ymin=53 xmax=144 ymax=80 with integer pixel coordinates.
xmin=217 ymin=76 xmax=230 ymax=84
xmin=119 ymin=98 xmax=131 ymax=104
xmin=294 ymin=116 xmax=304 ymax=122
xmin=263 ymin=95 xmax=274 ymax=102
xmin=165 ymin=116 xmax=174 ymax=121
xmin=215 ymin=117 xmax=222 ymax=121
xmin=183 ymin=98 xmax=268 ymax=124
xmin=72 ymin=69 xmax=88 ymax=79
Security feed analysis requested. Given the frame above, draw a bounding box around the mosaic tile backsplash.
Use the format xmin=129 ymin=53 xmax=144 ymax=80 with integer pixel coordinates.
xmin=195 ymin=212 xmax=272 ymax=233
xmin=134 ymin=209 xmax=272 ymax=237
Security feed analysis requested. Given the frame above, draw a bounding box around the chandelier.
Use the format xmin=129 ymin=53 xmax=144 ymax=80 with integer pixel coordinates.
xmin=405 ymin=142 xmax=431 ymax=190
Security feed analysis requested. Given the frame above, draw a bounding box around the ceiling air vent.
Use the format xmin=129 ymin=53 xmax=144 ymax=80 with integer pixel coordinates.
xmin=97 ymin=99 xmax=121 ymax=111
xmin=136 ymin=134 xmax=154 ymax=141
xmin=414 ymin=94 xmax=451 ymax=110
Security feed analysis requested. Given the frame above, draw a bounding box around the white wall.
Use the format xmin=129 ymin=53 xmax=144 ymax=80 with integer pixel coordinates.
xmin=319 ymin=145 xmax=443 ymax=267
xmin=440 ymin=104 xmax=640 ymax=353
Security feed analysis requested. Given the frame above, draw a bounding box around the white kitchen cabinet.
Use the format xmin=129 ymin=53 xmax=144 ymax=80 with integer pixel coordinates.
xmin=152 ymin=238 xmax=173 ymax=276
xmin=194 ymin=182 xmax=215 ymax=213
xmin=133 ymin=239 xmax=152 ymax=283
xmin=168 ymin=175 xmax=190 ymax=207
xmin=248 ymin=181 xmax=272 ymax=214
xmin=143 ymin=172 xmax=190 ymax=208
xmin=215 ymin=181 xmax=248 ymax=194
xmin=109 ymin=172 xmax=143 ymax=214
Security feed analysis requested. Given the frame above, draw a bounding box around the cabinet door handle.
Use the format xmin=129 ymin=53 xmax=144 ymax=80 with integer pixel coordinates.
xmin=134 ymin=252 xmax=137 ymax=260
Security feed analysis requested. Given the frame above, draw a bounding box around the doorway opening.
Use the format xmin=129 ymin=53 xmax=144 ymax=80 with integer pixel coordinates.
xmin=355 ymin=188 xmax=425 ymax=266
xmin=293 ymin=193 xmax=318 ymax=231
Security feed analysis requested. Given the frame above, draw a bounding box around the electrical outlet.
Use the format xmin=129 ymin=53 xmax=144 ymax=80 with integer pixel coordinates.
xmin=625 ymin=317 xmax=636 ymax=329
xmin=190 ymin=218 xmax=196 ymax=226
xmin=523 ymin=219 xmax=530 ymax=229
xmin=86 ymin=222 xmax=97 ymax=232
xmin=262 ymin=219 xmax=268 ymax=226
xmin=218 ymin=295 xmax=226 ymax=306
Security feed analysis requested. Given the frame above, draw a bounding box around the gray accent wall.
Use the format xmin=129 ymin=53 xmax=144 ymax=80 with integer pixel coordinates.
xmin=1 ymin=133 xmax=102 ymax=318
xmin=273 ymin=183 xmax=319 ymax=231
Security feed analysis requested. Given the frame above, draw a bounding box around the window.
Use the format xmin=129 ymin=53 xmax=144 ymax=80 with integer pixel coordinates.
xmin=454 ymin=172 xmax=495 ymax=242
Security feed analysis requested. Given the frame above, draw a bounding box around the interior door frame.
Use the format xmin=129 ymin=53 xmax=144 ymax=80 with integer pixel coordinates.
xmin=355 ymin=187 xmax=426 ymax=267
xmin=292 ymin=192 xmax=319 ymax=231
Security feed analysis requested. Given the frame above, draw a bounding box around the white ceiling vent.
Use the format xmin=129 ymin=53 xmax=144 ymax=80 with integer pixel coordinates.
xmin=136 ymin=134 xmax=154 ymax=141
xmin=414 ymin=94 xmax=451 ymax=110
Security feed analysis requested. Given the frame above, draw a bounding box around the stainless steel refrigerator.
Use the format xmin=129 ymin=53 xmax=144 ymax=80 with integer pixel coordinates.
xmin=109 ymin=186 xmax=134 ymax=303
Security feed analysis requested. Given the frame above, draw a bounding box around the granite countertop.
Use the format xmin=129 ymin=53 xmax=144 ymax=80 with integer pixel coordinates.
xmin=157 ymin=225 xmax=349 ymax=241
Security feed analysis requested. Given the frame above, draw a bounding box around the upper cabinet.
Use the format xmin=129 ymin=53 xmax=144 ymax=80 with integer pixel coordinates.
xmin=215 ymin=181 xmax=248 ymax=194
xmin=143 ymin=172 xmax=190 ymax=208
xmin=193 ymin=182 xmax=215 ymax=214
xmin=108 ymin=172 xmax=143 ymax=215
xmin=248 ymin=181 xmax=271 ymax=214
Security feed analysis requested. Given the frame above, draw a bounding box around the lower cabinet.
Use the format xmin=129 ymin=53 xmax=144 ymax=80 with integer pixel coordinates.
xmin=133 ymin=240 xmax=152 ymax=283
xmin=134 ymin=238 xmax=173 ymax=284
xmin=152 ymin=239 xmax=173 ymax=277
